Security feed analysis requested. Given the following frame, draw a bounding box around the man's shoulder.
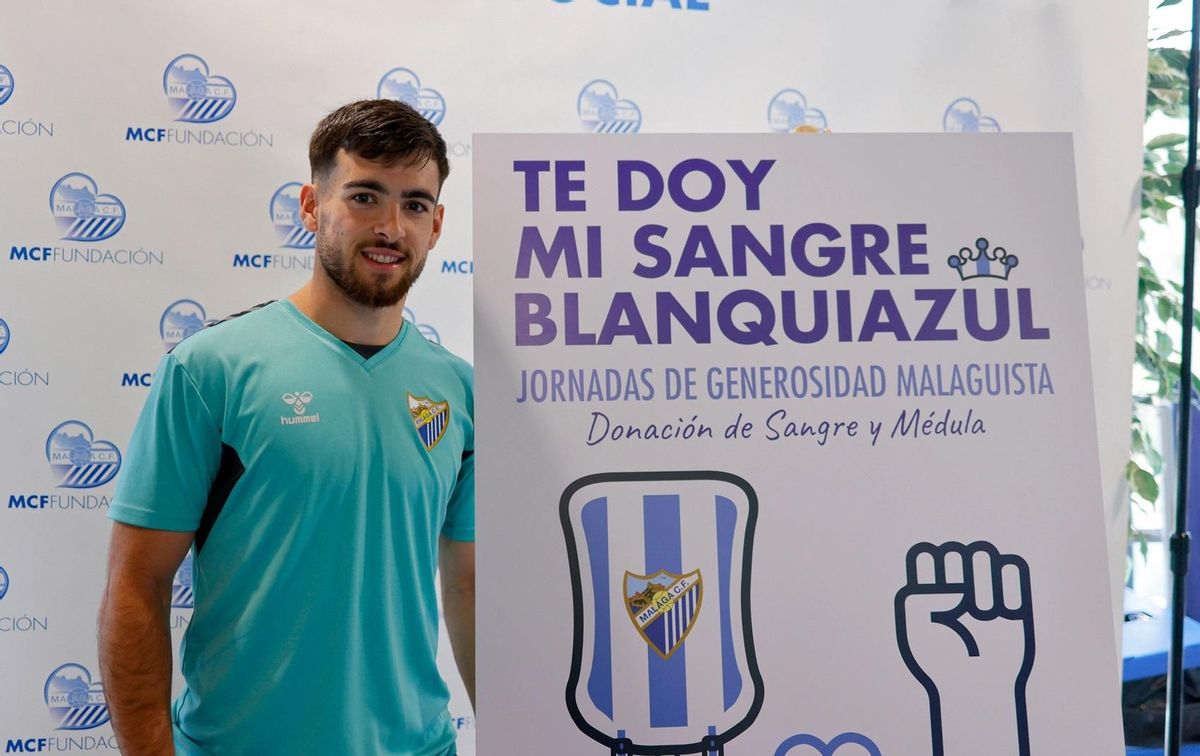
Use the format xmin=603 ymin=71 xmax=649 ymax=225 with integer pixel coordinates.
xmin=170 ymin=300 xmax=281 ymax=363
xmin=411 ymin=331 xmax=473 ymax=389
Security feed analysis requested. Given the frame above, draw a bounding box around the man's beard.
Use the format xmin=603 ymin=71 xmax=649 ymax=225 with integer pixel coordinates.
xmin=316 ymin=236 xmax=424 ymax=309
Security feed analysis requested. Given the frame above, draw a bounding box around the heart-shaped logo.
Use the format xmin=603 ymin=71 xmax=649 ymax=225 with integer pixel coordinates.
xmin=775 ymin=732 xmax=881 ymax=756
xmin=0 ymin=64 xmax=13 ymax=107
xmin=0 ymin=318 xmax=10 ymax=355
xmin=944 ymin=97 xmax=1000 ymax=133
xmin=578 ymin=79 xmax=641 ymax=133
xmin=45 ymin=420 xmax=122 ymax=489
xmin=49 ymin=173 xmax=126 ymax=242
xmin=160 ymin=299 xmax=207 ymax=351
xmin=270 ymin=182 xmax=314 ymax=249
xmin=44 ymin=663 xmax=110 ymax=731
xmin=768 ymin=89 xmax=828 ymax=133
xmin=378 ymin=68 xmax=447 ymax=126
xmin=172 ymin=552 xmax=194 ymax=609
xmin=163 ymin=53 xmax=237 ymax=124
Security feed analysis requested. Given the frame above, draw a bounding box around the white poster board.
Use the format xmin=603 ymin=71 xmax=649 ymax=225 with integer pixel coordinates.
xmin=474 ymin=133 xmax=1122 ymax=755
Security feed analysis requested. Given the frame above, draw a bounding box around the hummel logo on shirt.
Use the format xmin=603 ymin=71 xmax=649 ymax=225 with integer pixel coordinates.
xmin=281 ymin=391 xmax=320 ymax=425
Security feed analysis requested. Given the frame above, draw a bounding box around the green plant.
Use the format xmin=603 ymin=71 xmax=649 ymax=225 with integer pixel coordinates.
xmin=1130 ymin=31 xmax=1191 ymax=556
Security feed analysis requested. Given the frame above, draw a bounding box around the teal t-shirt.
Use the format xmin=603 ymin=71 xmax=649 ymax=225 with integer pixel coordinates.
xmin=110 ymin=300 xmax=474 ymax=755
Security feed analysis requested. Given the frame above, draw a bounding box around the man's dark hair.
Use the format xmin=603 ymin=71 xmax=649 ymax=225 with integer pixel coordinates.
xmin=308 ymin=99 xmax=450 ymax=187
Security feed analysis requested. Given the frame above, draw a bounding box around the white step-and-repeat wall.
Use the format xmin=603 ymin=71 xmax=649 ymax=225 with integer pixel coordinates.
xmin=0 ymin=1 xmax=1146 ymax=752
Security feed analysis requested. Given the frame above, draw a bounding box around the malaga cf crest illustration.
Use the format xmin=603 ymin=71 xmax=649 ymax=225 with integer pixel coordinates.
xmin=562 ymin=471 xmax=763 ymax=755
xmin=625 ymin=569 xmax=703 ymax=660
xmin=408 ymin=392 xmax=450 ymax=451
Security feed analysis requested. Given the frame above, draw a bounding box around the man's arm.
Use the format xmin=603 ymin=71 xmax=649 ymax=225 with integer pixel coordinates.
xmin=98 ymin=522 xmax=194 ymax=755
xmin=439 ymin=535 xmax=476 ymax=711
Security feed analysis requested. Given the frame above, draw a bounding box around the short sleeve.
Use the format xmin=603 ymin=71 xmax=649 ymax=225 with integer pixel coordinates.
xmin=441 ymin=449 xmax=475 ymax=542
xmin=109 ymin=352 xmax=223 ymax=531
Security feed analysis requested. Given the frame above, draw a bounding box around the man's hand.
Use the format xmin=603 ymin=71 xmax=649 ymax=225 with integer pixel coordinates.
xmin=439 ymin=535 xmax=476 ymax=711
xmin=894 ymin=541 xmax=1034 ymax=756
xmin=98 ymin=522 xmax=194 ymax=756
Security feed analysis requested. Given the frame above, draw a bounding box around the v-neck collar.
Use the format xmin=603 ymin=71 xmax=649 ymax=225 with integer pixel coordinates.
xmin=280 ymin=299 xmax=409 ymax=371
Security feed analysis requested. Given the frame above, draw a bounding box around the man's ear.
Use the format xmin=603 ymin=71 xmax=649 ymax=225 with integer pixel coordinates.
xmin=299 ymin=183 xmax=319 ymax=232
xmin=427 ymin=204 xmax=445 ymax=251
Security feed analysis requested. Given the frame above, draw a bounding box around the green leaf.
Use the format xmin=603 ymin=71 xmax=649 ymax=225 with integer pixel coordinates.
xmin=1132 ymin=465 xmax=1161 ymax=503
xmin=1148 ymin=133 xmax=1188 ymax=150
xmin=1159 ymin=0 xmax=1183 ymax=8
xmin=1156 ymin=29 xmax=1190 ymax=41
xmin=1159 ymin=296 xmax=1177 ymax=323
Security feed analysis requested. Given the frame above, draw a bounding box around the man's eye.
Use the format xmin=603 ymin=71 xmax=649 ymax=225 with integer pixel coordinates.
xmin=350 ymin=193 xmax=375 ymax=204
xmin=407 ymin=201 xmax=429 ymax=213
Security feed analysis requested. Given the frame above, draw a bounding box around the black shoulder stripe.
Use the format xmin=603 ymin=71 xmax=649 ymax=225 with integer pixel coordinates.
xmin=204 ymin=300 xmax=276 ymax=329
xmin=167 ymin=300 xmax=276 ymax=355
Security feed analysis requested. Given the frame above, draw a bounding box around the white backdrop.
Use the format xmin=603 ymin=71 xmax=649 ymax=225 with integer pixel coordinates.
xmin=0 ymin=1 xmax=1145 ymax=752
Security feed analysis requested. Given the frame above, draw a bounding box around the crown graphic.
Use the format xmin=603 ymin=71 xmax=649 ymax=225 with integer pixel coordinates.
xmin=947 ymin=237 xmax=1018 ymax=281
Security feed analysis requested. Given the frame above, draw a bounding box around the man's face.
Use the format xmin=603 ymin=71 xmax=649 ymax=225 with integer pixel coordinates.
xmin=301 ymin=148 xmax=444 ymax=309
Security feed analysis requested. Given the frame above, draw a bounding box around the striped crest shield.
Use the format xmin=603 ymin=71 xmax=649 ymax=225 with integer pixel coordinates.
xmin=562 ymin=472 xmax=763 ymax=755
xmin=408 ymin=393 xmax=450 ymax=451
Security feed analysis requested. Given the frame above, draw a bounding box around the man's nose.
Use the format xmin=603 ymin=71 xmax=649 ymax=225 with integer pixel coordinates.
xmin=374 ymin=203 xmax=406 ymax=243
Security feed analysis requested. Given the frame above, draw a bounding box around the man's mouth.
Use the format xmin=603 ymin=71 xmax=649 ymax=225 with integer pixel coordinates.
xmin=360 ymin=247 xmax=407 ymax=266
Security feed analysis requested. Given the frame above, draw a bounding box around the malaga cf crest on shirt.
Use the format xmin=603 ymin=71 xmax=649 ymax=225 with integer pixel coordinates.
xmin=408 ymin=392 xmax=450 ymax=451
xmin=562 ymin=471 xmax=762 ymax=755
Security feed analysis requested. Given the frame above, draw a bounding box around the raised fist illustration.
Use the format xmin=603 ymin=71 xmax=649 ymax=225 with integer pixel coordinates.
xmin=894 ymin=541 xmax=1033 ymax=756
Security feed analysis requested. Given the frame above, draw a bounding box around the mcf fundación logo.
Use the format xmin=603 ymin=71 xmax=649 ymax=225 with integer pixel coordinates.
xmin=0 ymin=64 xmax=13 ymax=107
xmin=45 ymin=421 xmax=122 ymax=489
xmin=768 ymin=89 xmax=828 ymax=133
xmin=164 ymin=54 xmax=237 ymax=124
xmin=943 ymin=97 xmax=1000 ymax=133
xmin=172 ymin=552 xmax=194 ymax=609
xmin=50 ymin=173 xmax=126 ymax=242
xmin=44 ymin=664 xmax=109 ymax=731
xmin=578 ymin=80 xmax=641 ymax=133
xmin=378 ymin=68 xmax=446 ymax=125
xmin=160 ymin=299 xmax=207 ymax=351
xmin=271 ymin=182 xmax=315 ymax=249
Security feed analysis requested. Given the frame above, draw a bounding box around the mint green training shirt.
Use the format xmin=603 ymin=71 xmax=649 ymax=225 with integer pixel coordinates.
xmin=109 ymin=300 xmax=474 ymax=755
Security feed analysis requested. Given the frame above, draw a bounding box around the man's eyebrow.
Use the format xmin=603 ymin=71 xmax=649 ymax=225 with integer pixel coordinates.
xmin=401 ymin=189 xmax=438 ymax=204
xmin=342 ymin=179 xmax=387 ymax=193
xmin=341 ymin=181 xmax=437 ymax=204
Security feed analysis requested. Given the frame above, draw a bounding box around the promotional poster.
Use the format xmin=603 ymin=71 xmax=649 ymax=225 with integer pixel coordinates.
xmin=474 ymin=133 xmax=1123 ymax=754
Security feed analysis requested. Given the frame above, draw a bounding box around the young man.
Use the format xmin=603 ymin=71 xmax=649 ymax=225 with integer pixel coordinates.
xmin=98 ymin=99 xmax=475 ymax=755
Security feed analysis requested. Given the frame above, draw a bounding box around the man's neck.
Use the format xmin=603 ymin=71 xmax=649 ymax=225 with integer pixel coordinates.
xmin=288 ymin=281 xmax=405 ymax=346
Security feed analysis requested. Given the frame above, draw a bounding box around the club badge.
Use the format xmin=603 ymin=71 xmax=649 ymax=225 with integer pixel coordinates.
xmin=408 ymin=392 xmax=450 ymax=451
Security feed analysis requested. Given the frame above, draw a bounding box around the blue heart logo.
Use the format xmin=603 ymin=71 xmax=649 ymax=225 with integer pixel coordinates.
xmin=378 ymin=68 xmax=447 ymax=126
xmin=768 ymin=89 xmax=828 ymax=133
xmin=944 ymin=97 xmax=1000 ymax=133
xmin=578 ymin=79 xmax=641 ymax=133
xmin=163 ymin=54 xmax=237 ymax=123
xmin=45 ymin=420 xmax=122 ymax=489
xmin=49 ymin=173 xmax=126 ymax=242
xmin=0 ymin=64 xmax=14 ymax=107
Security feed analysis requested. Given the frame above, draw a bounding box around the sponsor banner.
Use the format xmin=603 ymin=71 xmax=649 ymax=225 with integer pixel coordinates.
xmin=474 ymin=133 xmax=1122 ymax=753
